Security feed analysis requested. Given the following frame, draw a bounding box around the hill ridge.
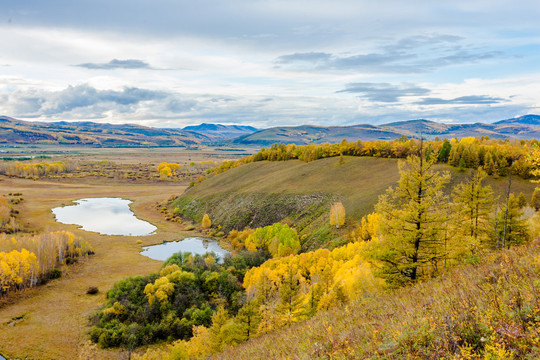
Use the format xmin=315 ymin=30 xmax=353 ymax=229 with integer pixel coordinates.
xmin=1 ymin=114 xmax=540 ymax=146
xmin=234 ymin=114 xmax=540 ymax=145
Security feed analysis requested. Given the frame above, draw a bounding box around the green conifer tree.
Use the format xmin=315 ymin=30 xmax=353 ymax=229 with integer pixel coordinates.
xmin=370 ymin=152 xmax=450 ymax=286
xmin=531 ymin=188 xmax=540 ymax=211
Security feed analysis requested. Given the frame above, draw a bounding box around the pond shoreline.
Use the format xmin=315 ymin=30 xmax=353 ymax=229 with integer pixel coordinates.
xmin=140 ymin=236 xmax=231 ymax=262
xmin=52 ymin=197 xmax=157 ymax=236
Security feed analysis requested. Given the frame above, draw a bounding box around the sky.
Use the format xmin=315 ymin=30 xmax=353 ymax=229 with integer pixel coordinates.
xmin=0 ymin=0 xmax=539 ymax=128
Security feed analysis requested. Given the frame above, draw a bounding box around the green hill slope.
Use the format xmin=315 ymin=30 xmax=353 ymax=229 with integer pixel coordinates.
xmin=172 ymin=156 xmax=537 ymax=250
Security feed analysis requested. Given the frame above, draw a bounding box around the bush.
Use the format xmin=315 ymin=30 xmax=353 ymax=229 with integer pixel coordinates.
xmin=48 ymin=268 xmax=62 ymax=279
xmin=87 ymin=287 xmax=99 ymax=295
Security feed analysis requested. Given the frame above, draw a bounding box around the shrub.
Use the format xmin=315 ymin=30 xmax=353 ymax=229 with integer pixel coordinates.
xmin=87 ymin=287 xmax=99 ymax=295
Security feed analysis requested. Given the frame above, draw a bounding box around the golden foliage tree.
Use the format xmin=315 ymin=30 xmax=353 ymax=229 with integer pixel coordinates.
xmin=157 ymin=162 xmax=181 ymax=180
xmin=201 ymin=213 xmax=212 ymax=229
xmin=348 ymin=212 xmax=380 ymax=242
xmin=243 ymin=241 xmax=381 ymax=326
xmin=0 ymin=161 xmax=74 ymax=178
xmin=527 ymin=144 xmax=540 ymax=181
xmin=244 ymin=223 xmax=300 ymax=257
xmin=329 ymin=202 xmax=346 ymax=228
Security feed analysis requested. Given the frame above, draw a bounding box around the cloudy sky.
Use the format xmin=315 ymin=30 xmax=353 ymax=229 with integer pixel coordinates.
xmin=0 ymin=0 xmax=539 ymax=128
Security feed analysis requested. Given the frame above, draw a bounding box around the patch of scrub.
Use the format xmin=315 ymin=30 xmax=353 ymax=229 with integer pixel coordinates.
xmin=52 ymin=197 xmax=156 ymax=236
xmin=140 ymin=237 xmax=230 ymax=262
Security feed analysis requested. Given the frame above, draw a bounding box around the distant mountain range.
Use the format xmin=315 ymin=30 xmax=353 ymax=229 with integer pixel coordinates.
xmin=233 ymin=115 xmax=540 ymax=145
xmin=1 ymin=114 xmax=540 ymax=147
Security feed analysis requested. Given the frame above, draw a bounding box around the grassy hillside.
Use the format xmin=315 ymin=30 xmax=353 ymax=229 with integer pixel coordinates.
xmin=172 ymin=156 xmax=538 ymax=250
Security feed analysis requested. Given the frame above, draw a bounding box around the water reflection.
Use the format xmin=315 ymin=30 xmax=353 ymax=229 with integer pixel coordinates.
xmin=52 ymin=198 xmax=157 ymax=236
xmin=140 ymin=237 xmax=230 ymax=262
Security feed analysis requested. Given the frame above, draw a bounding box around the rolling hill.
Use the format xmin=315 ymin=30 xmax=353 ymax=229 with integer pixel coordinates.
xmin=171 ymin=156 xmax=538 ymax=251
xmin=183 ymin=123 xmax=257 ymax=140
xmin=0 ymin=116 xmax=209 ymax=147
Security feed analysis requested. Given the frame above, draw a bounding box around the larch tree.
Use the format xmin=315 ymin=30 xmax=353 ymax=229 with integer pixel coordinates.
xmin=370 ymin=152 xmax=450 ymax=286
xmin=496 ymin=194 xmax=531 ymax=248
xmin=277 ymin=264 xmax=304 ymax=327
xmin=329 ymin=202 xmax=346 ymax=229
xmin=451 ymin=168 xmax=495 ymax=245
xmin=235 ymin=301 xmax=260 ymax=341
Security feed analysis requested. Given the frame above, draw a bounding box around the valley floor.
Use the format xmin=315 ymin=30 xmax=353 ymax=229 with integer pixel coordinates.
xmin=0 ymin=176 xmax=193 ymax=359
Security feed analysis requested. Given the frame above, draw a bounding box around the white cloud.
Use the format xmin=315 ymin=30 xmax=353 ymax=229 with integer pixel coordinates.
xmin=0 ymin=1 xmax=539 ymax=127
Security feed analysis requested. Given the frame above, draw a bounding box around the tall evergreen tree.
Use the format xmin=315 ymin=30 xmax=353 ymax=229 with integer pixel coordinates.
xmin=370 ymin=153 xmax=450 ymax=286
xmin=437 ymin=140 xmax=452 ymax=163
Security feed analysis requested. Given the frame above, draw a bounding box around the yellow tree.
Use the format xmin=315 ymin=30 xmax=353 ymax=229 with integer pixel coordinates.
xmin=329 ymin=202 xmax=346 ymax=228
xmin=528 ymin=144 xmax=540 ymax=181
xmin=201 ymin=214 xmax=212 ymax=229
xmin=168 ymin=163 xmax=181 ymax=175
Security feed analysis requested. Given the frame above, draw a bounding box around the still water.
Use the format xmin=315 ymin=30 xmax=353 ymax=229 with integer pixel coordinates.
xmin=52 ymin=197 xmax=157 ymax=236
xmin=140 ymin=237 xmax=230 ymax=262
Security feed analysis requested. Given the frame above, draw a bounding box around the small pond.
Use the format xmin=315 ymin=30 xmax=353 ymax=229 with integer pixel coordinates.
xmin=0 ymin=353 xmax=6 ymax=360
xmin=52 ymin=197 xmax=157 ymax=236
xmin=140 ymin=237 xmax=230 ymax=262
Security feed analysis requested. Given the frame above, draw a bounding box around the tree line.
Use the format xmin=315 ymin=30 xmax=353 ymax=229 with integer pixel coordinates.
xmin=0 ymin=160 xmax=76 ymax=178
xmin=201 ymin=137 xmax=539 ymax=183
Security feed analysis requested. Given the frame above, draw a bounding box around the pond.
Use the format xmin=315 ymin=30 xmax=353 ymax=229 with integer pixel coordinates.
xmin=52 ymin=197 xmax=157 ymax=236
xmin=140 ymin=237 xmax=230 ymax=263
xmin=0 ymin=353 xmax=6 ymax=360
